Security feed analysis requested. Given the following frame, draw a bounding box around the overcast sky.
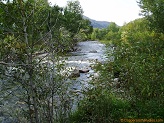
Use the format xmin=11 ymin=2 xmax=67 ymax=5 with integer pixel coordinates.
xmin=48 ymin=0 xmax=142 ymax=26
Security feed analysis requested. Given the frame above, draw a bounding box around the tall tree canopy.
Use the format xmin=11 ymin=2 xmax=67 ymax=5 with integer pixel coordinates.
xmin=138 ymin=0 xmax=164 ymax=33
xmin=63 ymin=1 xmax=83 ymax=36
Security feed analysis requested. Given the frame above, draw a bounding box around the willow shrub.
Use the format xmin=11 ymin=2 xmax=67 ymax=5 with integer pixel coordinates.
xmin=70 ymin=88 xmax=131 ymax=123
xmin=112 ymin=21 xmax=164 ymax=118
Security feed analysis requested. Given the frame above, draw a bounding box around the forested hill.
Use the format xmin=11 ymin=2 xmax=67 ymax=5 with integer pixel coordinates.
xmin=83 ymin=16 xmax=110 ymax=28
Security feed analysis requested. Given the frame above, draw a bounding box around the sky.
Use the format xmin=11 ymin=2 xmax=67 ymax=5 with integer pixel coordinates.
xmin=48 ymin=0 xmax=142 ymax=26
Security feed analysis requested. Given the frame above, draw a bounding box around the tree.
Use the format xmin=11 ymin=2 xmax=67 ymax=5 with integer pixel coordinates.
xmin=138 ymin=0 xmax=164 ymax=33
xmin=63 ymin=1 xmax=93 ymax=43
xmin=105 ymin=22 xmax=120 ymax=41
xmin=0 ymin=0 xmax=73 ymax=122
xmin=97 ymin=28 xmax=108 ymax=40
xmin=106 ymin=22 xmax=119 ymax=32
xmin=111 ymin=18 xmax=164 ymax=118
xmin=63 ymin=1 xmax=83 ymax=38
xmin=80 ymin=19 xmax=93 ymax=38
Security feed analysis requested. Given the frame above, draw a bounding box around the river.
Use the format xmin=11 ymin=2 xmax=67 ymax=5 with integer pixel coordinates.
xmin=65 ymin=40 xmax=107 ymax=91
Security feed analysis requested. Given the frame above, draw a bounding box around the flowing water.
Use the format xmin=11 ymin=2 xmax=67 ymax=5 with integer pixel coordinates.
xmin=64 ymin=40 xmax=107 ymax=110
xmin=66 ymin=40 xmax=107 ymax=90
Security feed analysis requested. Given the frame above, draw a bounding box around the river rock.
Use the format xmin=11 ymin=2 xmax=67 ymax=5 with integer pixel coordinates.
xmin=89 ymin=50 xmax=97 ymax=53
xmin=113 ymin=78 xmax=119 ymax=83
xmin=79 ymin=69 xmax=89 ymax=73
xmin=69 ymin=69 xmax=80 ymax=78
xmin=93 ymin=72 xmax=100 ymax=79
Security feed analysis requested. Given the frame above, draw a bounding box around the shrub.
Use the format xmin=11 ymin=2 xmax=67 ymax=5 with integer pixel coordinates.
xmin=70 ymin=88 xmax=130 ymax=123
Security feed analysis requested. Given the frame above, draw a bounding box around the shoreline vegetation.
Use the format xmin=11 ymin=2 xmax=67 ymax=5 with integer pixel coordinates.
xmin=70 ymin=0 xmax=164 ymax=122
xmin=0 ymin=0 xmax=164 ymax=122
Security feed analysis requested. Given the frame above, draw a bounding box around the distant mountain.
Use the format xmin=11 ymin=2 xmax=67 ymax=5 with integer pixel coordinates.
xmin=83 ymin=16 xmax=110 ymax=29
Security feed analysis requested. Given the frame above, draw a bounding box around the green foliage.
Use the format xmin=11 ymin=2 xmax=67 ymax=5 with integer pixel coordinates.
xmin=138 ymin=0 xmax=164 ymax=33
xmin=1 ymin=0 xmax=163 ymax=122
xmin=91 ymin=22 xmax=120 ymax=42
xmin=107 ymin=22 xmax=119 ymax=32
xmin=91 ymin=28 xmax=98 ymax=40
xmin=0 ymin=0 xmax=92 ymax=122
xmin=80 ymin=19 xmax=93 ymax=38
xmin=112 ymin=18 xmax=164 ymax=118
xmin=63 ymin=0 xmax=92 ymax=40
xmin=70 ymin=88 xmax=130 ymax=123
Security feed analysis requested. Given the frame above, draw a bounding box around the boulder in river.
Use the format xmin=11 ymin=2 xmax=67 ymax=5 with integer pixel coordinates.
xmin=69 ymin=69 xmax=80 ymax=78
xmin=79 ymin=69 xmax=89 ymax=73
xmin=89 ymin=50 xmax=97 ymax=53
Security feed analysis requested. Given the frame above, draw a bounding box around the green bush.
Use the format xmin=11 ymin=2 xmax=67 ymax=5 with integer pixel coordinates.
xmin=70 ymin=88 xmax=130 ymax=123
xmin=111 ymin=19 xmax=164 ymax=118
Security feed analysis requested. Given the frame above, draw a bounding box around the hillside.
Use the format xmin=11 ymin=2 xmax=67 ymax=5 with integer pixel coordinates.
xmin=83 ymin=16 xmax=110 ymax=29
